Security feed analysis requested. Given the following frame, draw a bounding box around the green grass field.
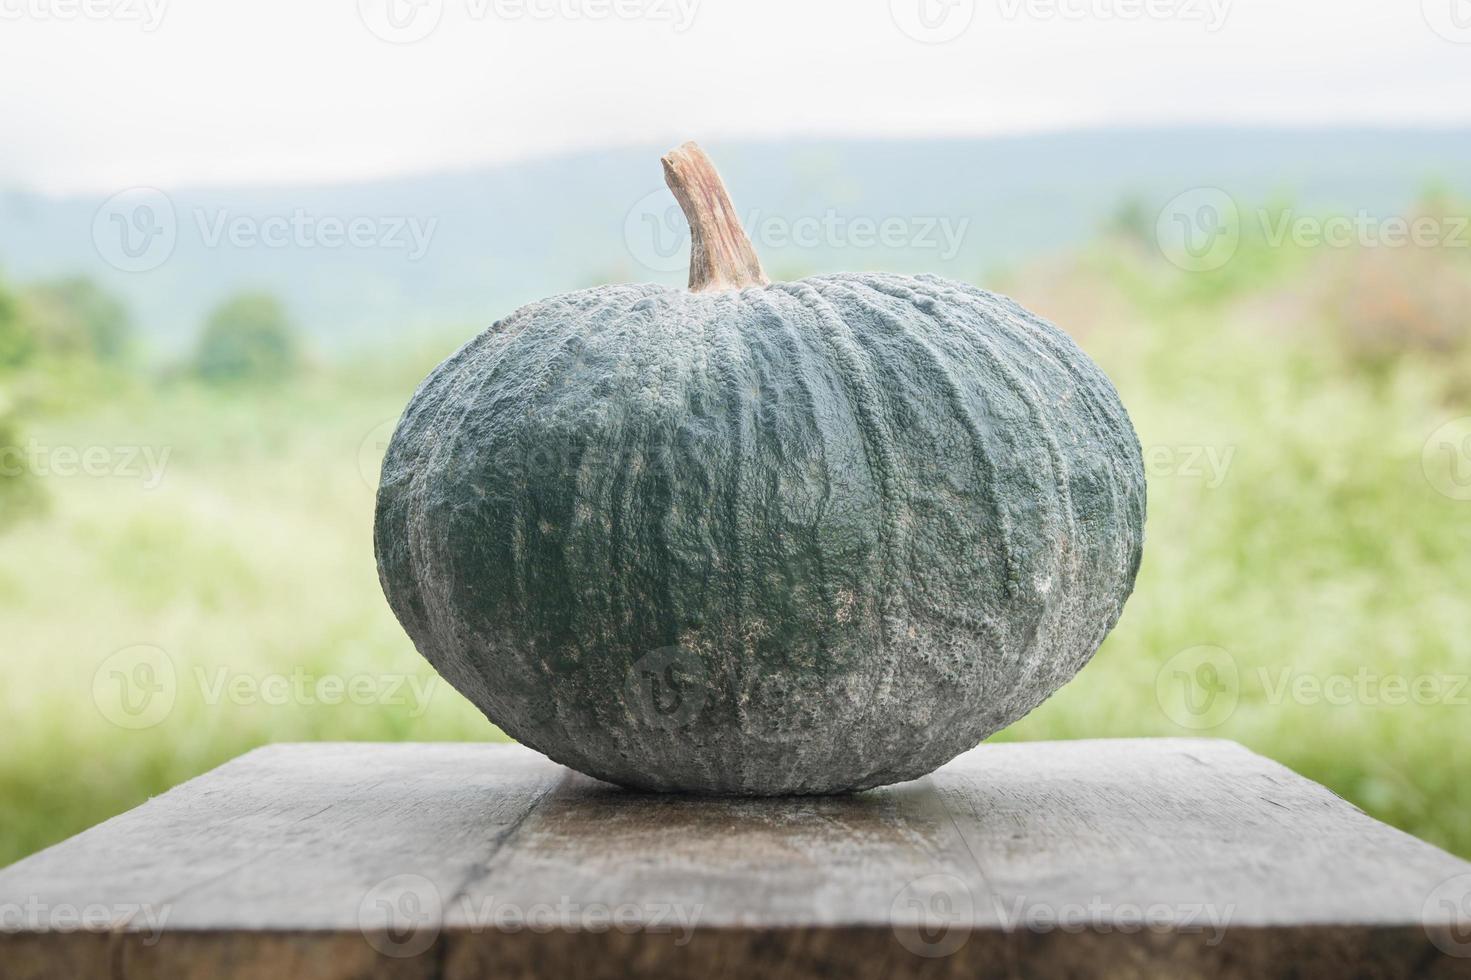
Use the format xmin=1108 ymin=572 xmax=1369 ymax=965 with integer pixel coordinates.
xmin=3 ymin=241 xmax=1469 ymax=867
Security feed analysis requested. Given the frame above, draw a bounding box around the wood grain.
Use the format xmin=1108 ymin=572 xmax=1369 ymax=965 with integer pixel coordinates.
xmin=2 ymin=738 xmax=1468 ymax=978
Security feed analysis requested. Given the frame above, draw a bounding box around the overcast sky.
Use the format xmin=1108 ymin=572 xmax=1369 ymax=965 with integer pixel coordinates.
xmin=1 ymin=0 xmax=1468 ymax=194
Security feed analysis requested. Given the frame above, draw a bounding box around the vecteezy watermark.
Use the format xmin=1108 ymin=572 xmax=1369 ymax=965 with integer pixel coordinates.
xmin=357 ymin=874 xmax=703 ymax=958
xmin=1154 ymin=645 xmax=1239 ymax=730
xmin=1156 ymin=646 xmax=1470 ymax=730
xmin=1142 ymin=445 xmax=1235 ymax=489
xmin=1155 ymin=188 xmax=1241 ymax=273
xmin=890 ymin=874 xmax=974 ymax=957
xmin=92 ymin=646 xmax=439 ymax=730
xmin=455 ymin=896 xmax=702 ymax=943
xmin=0 ymin=898 xmax=171 ymax=944
xmin=1257 ymin=668 xmax=1469 ymax=709
xmin=625 ymin=190 xmax=971 ymax=274
xmin=93 ymin=187 xmax=177 ymax=273
xmin=996 ymin=0 xmax=1231 ymax=31
xmin=359 ymin=418 xmax=401 ymax=492
xmin=1424 ymin=872 xmax=1471 ymax=958
xmin=194 ymin=209 xmax=437 ymax=260
xmin=93 ymin=645 xmax=178 ymax=730
xmin=1422 ymin=0 xmax=1471 ymax=44
xmin=625 ymin=645 xmax=708 ymax=730
xmin=993 ymin=895 xmax=1233 ymax=946
xmin=357 ymin=0 xmax=444 ymax=43
xmin=92 ymin=188 xmax=439 ymax=272
xmin=357 ymin=0 xmax=699 ymax=44
xmin=889 ymin=0 xmax=976 ymax=44
xmin=1257 ymin=209 xmax=1470 ymax=251
xmin=192 ymin=666 xmax=439 ymax=718
xmin=0 ymin=0 xmax=167 ymax=30
xmin=359 ymin=874 xmax=443 ymax=958
xmin=0 ymin=440 xmax=171 ymax=490
xmin=1157 ymin=188 xmax=1471 ymax=272
xmin=1423 ymin=417 xmax=1471 ymax=502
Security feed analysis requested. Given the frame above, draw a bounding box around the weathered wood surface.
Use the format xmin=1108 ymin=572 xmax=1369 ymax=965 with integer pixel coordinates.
xmin=2 ymin=738 xmax=1468 ymax=979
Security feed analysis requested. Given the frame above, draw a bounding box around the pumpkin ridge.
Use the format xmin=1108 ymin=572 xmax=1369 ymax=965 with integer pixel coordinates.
xmin=383 ymin=329 xmax=504 ymax=710
xmin=708 ymin=291 xmax=757 ymax=786
xmin=506 ymin=290 xmax=640 ymax=693
xmin=944 ymin=278 xmax=1136 ymax=459
xmin=932 ymin=280 xmax=1145 ymax=602
xmin=880 ymin=276 xmax=1083 ymax=689
xmin=825 ymin=275 xmax=1027 ymax=609
xmin=812 ymin=276 xmax=1031 ymax=764
xmin=788 ymin=279 xmax=912 ymax=695
xmin=747 ymin=285 xmax=887 ymax=774
xmin=867 ymin=275 xmax=1082 ymax=603
xmin=814 ymin=276 xmax=1020 ymax=743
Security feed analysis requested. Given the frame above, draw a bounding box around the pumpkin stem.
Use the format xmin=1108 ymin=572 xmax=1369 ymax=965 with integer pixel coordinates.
xmin=661 ymin=142 xmax=770 ymax=292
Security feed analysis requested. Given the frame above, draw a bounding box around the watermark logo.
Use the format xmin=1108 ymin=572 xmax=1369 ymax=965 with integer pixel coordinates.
xmin=1423 ymin=0 xmax=1471 ymax=43
xmin=358 ymin=873 xmax=443 ymax=958
xmin=890 ymin=0 xmax=975 ymax=43
xmin=624 ymin=189 xmax=692 ymax=274
xmin=1259 ymin=209 xmax=1469 ymax=251
xmin=1155 ymin=645 xmax=1238 ymax=730
xmin=193 ymin=208 xmax=437 ymax=260
xmin=1159 ymin=193 xmax=1470 ymax=272
xmin=1142 ymin=445 xmax=1235 ymax=489
xmin=358 ymin=0 xmax=698 ymax=43
xmin=93 ymin=188 xmax=177 ymax=273
xmin=523 ymin=436 xmax=573 ymax=482
xmin=1157 ymin=648 xmax=1467 ymax=727
xmin=994 ymin=895 xmax=1232 ymax=945
xmin=94 ymin=191 xmax=438 ymax=272
xmin=1156 ymin=188 xmax=1239 ymax=272
xmin=486 ymin=0 xmax=699 ymax=30
xmin=996 ymin=0 xmax=1231 ymax=31
xmin=193 ymin=666 xmax=439 ymax=717
xmin=0 ymin=898 xmax=171 ymax=943
xmin=625 ymin=645 xmax=708 ymax=729
xmin=0 ymin=440 xmax=171 ymax=490
xmin=1423 ymin=873 xmax=1471 ymax=957
xmin=358 ymin=0 xmax=444 ymax=43
xmin=454 ymin=896 xmax=701 ymax=941
xmin=92 ymin=652 xmax=439 ymax=728
xmin=890 ymin=873 xmax=973 ymax=957
xmin=1258 ymin=667 xmax=1467 ymax=708
xmin=0 ymin=0 xmax=168 ymax=30
xmin=1423 ymin=417 xmax=1471 ymax=501
xmin=92 ymin=644 xmax=177 ymax=730
xmin=359 ymin=419 xmax=400 ymax=491
xmin=624 ymin=191 xmax=972 ymax=274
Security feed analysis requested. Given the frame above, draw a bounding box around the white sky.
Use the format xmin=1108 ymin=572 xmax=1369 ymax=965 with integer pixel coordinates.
xmin=1 ymin=0 xmax=1468 ymax=193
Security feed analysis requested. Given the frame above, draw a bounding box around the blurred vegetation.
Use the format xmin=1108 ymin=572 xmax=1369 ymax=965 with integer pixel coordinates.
xmin=1 ymin=199 xmax=1469 ymax=869
xmin=21 ymin=276 xmax=136 ymax=365
xmin=193 ymin=291 xmax=302 ymax=384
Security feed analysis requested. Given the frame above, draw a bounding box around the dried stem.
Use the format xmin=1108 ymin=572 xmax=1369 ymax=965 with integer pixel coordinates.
xmin=661 ymin=142 xmax=770 ymax=292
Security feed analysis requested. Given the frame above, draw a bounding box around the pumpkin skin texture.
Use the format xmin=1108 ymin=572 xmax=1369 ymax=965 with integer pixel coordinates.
xmin=374 ymin=271 xmax=1146 ymax=794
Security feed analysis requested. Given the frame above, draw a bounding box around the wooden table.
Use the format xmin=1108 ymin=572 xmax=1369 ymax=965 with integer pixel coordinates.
xmin=2 ymin=738 xmax=1469 ymax=978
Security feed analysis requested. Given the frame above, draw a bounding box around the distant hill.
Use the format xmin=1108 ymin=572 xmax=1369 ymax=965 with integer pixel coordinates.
xmin=3 ymin=128 xmax=1470 ymax=354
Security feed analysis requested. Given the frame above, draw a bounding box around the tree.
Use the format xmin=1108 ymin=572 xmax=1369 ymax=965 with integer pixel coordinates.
xmin=1105 ymin=195 xmax=1154 ymax=250
xmin=0 ymin=276 xmax=36 ymax=370
xmin=0 ymin=394 xmax=46 ymax=529
xmin=0 ymin=278 xmax=45 ymax=524
xmin=21 ymin=277 xmax=135 ymax=364
xmin=193 ymin=292 xmax=301 ymax=383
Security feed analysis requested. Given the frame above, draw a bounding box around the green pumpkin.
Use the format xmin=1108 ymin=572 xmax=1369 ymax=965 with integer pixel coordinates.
xmin=375 ymin=144 xmax=1145 ymax=794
